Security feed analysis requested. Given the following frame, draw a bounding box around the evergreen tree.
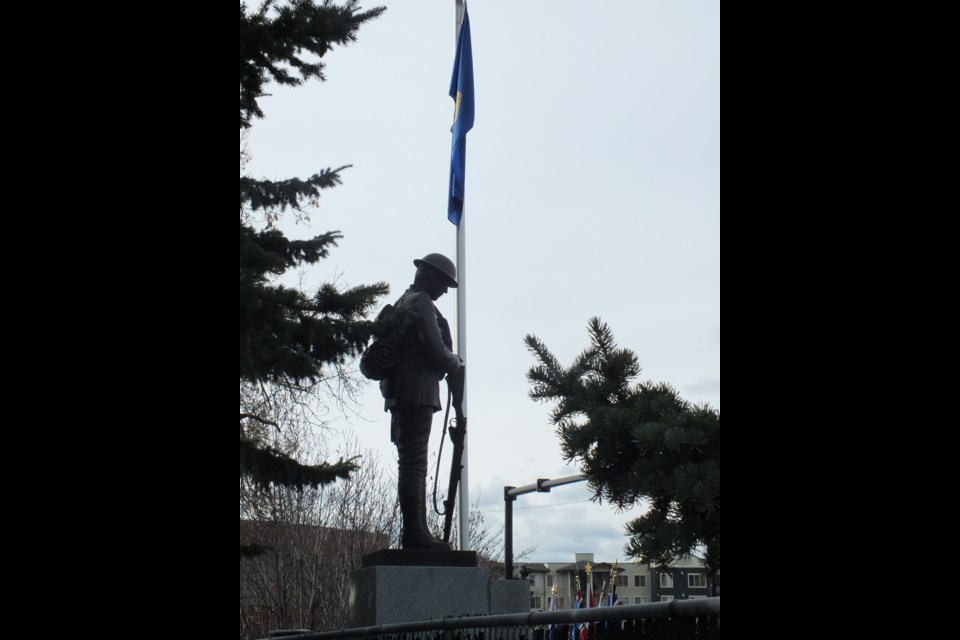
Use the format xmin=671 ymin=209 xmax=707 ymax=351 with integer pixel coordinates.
xmin=239 ymin=0 xmax=387 ymax=555
xmin=525 ymin=319 xmax=720 ymax=579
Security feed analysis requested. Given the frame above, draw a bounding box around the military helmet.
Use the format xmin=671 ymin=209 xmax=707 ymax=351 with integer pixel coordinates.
xmin=413 ymin=253 xmax=458 ymax=288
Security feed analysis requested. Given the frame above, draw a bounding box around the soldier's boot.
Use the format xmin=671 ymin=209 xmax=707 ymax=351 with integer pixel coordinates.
xmin=399 ymin=469 xmax=451 ymax=551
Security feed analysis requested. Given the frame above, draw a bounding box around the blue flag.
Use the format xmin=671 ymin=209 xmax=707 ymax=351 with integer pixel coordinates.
xmin=570 ymin=583 xmax=581 ymax=640
xmin=448 ymin=7 xmax=474 ymax=225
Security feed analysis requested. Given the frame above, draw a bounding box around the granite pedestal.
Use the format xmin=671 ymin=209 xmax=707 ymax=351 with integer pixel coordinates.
xmin=349 ymin=550 xmax=530 ymax=627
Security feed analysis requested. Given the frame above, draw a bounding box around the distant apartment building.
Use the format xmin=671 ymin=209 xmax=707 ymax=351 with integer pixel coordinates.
xmin=648 ymin=554 xmax=715 ymax=603
xmin=517 ymin=552 xmax=713 ymax=611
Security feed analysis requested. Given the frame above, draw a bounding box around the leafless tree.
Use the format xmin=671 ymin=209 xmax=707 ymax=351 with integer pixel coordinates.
xmin=240 ymin=385 xmax=533 ymax=638
xmin=240 ymin=383 xmax=400 ymax=638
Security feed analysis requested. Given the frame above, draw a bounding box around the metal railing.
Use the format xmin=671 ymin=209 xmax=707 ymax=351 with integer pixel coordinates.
xmin=266 ymin=597 xmax=720 ymax=640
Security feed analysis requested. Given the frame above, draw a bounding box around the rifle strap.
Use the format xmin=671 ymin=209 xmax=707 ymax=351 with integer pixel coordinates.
xmin=431 ymin=387 xmax=453 ymax=516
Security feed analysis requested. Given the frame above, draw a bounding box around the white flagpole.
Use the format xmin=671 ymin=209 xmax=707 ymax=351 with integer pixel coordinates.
xmin=453 ymin=0 xmax=469 ymax=551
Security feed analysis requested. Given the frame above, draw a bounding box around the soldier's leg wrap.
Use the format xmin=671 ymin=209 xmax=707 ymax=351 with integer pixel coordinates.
xmin=394 ymin=407 xmax=451 ymax=550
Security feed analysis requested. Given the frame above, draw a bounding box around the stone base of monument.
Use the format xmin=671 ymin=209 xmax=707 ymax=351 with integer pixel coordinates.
xmin=349 ymin=550 xmax=530 ymax=627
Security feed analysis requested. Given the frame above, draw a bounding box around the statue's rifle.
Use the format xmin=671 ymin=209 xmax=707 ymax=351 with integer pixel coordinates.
xmin=442 ymin=366 xmax=466 ymax=544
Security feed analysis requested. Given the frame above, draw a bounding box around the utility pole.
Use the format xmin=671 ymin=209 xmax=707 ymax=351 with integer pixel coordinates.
xmin=503 ymin=474 xmax=585 ymax=580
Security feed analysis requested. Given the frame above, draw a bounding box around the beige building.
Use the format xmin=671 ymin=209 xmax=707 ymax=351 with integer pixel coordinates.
xmin=518 ymin=552 xmax=712 ymax=611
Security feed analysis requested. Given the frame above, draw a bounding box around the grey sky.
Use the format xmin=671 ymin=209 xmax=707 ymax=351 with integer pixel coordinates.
xmin=246 ymin=0 xmax=719 ymax=564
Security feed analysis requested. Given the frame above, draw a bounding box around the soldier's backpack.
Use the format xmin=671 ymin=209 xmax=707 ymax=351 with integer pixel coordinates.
xmin=359 ymin=304 xmax=400 ymax=381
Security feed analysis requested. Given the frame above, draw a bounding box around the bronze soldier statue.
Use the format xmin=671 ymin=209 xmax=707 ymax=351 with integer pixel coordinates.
xmin=380 ymin=253 xmax=463 ymax=550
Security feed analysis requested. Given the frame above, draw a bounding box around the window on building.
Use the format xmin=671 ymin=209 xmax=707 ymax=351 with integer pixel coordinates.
xmin=660 ymin=595 xmax=674 ymax=602
xmin=547 ymin=575 xmax=555 ymax=588
xmin=660 ymin=574 xmax=673 ymax=589
xmin=616 ymin=574 xmax=629 ymax=587
xmin=635 ymin=597 xmax=648 ymax=604
xmin=688 ymin=574 xmax=707 ymax=588
xmin=556 ymin=597 xmax=565 ymax=608
xmin=531 ymin=574 xmax=540 ymax=587
xmin=531 ymin=595 xmax=542 ymax=609
xmin=634 ymin=575 xmax=646 ymax=587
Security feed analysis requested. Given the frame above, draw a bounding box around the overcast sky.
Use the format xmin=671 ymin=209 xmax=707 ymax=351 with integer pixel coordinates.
xmin=245 ymin=0 xmax=719 ymax=565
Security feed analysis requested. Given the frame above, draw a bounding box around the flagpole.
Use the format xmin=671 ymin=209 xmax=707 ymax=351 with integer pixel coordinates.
xmin=453 ymin=0 xmax=470 ymax=551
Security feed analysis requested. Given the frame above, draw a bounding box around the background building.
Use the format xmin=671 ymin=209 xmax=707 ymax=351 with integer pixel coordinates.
xmin=516 ymin=553 xmax=713 ymax=611
xmin=649 ymin=555 xmax=714 ymax=603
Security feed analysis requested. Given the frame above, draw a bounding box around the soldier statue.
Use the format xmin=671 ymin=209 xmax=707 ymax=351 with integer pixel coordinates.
xmin=380 ymin=253 xmax=463 ymax=550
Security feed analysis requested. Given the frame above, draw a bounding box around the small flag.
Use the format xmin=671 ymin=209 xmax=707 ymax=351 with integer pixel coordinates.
xmin=448 ymin=6 xmax=474 ymax=225
xmin=580 ymin=565 xmax=594 ymax=640
xmin=548 ymin=586 xmax=558 ymax=640
xmin=570 ymin=576 xmax=582 ymax=640
xmin=609 ymin=561 xmax=620 ymax=607
xmin=604 ymin=562 xmax=620 ymax=632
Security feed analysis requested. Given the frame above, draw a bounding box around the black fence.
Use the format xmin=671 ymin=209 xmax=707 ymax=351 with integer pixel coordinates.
xmin=267 ymin=598 xmax=720 ymax=640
